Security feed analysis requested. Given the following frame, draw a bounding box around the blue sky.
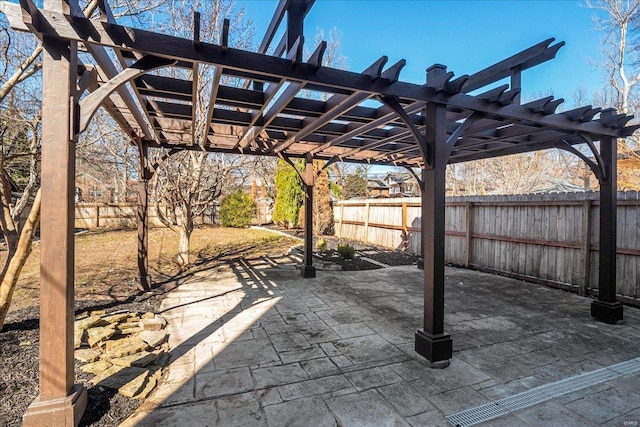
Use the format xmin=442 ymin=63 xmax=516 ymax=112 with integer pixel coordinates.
xmin=238 ymin=0 xmax=606 ymax=106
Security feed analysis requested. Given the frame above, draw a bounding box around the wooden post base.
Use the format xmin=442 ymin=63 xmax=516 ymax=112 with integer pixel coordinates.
xmin=301 ymin=265 xmax=316 ymax=278
xmin=415 ymin=329 xmax=452 ymax=365
xmin=23 ymin=384 xmax=87 ymax=427
xmin=591 ymin=300 xmax=624 ymax=325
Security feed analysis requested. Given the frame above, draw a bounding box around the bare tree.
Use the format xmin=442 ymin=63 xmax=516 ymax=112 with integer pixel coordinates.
xmin=152 ymin=152 xmax=248 ymax=265
xmin=0 ymin=0 xmax=167 ymax=329
xmin=147 ymin=0 xmax=255 ymax=267
xmin=586 ymin=0 xmax=640 ymax=188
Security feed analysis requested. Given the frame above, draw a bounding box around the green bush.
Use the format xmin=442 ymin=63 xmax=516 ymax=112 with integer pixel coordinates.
xmin=316 ymin=238 xmax=327 ymax=253
xmin=219 ymin=190 xmax=256 ymax=228
xmin=337 ymin=242 xmax=356 ymax=259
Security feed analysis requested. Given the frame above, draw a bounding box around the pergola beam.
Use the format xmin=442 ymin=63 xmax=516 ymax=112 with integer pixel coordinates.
xmin=2 ymin=2 xmax=630 ymax=139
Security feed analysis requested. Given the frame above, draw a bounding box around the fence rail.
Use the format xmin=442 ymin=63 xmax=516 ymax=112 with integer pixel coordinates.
xmin=333 ymin=193 xmax=640 ymax=306
xmin=74 ymin=203 xmax=218 ymax=229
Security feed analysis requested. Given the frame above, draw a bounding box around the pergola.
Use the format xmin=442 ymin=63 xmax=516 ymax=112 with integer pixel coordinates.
xmin=2 ymin=0 xmax=638 ymax=424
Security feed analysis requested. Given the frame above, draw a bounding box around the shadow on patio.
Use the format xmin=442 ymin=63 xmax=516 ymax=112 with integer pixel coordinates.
xmin=121 ymin=258 xmax=640 ymax=427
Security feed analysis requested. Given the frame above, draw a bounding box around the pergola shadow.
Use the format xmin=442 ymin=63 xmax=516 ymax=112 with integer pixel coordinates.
xmin=122 ymin=263 xmax=640 ymax=426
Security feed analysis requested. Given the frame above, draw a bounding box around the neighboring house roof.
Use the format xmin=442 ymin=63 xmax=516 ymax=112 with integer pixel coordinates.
xmin=367 ymin=179 xmax=389 ymax=189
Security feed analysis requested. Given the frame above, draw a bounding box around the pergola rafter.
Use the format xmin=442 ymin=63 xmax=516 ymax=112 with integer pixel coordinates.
xmin=2 ymin=0 xmax=638 ymax=424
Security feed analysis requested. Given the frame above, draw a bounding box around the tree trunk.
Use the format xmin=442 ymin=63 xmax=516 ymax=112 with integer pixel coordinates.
xmin=0 ymin=188 xmax=41 ymax=331
xmin=177 ymin=226 xmax=191 ymax=267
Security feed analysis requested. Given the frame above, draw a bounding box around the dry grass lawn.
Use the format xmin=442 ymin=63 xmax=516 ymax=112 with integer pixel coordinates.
xmin=4 ymin=226 xmax=298 ymax=313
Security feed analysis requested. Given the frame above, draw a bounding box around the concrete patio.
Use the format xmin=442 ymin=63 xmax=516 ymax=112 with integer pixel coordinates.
xmin=122 ymin=257 xmax=640 ymax=426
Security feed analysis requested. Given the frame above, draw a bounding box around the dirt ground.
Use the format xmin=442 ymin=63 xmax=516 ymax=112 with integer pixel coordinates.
xmin=0 ymin=225 xmax=417 ymax=426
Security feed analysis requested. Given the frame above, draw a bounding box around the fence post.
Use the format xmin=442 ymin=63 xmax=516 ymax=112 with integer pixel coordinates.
xmin=465 ymin=202 xmax=473 ymax=268
xmin=364 ymin=200 xmax=370 ymax=243
xmin=95 ymin=204 xmax=100 ymax=229
xmin=402 ymin=201 xmax=408 ymax=251
xmin=580 ymin=199 xmax=592 ymax=296
xmin=339 ymin=203 xmax=344 ymax=237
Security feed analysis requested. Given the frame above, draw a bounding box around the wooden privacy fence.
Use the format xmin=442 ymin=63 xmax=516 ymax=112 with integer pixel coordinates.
xmin=74 ymin=203 xmax=218 ymax=229
xmin=333 ymin=193 xmax=640 ymax=306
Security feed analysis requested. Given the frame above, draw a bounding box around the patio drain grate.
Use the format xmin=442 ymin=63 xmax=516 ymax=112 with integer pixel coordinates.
xmin=446 ymin=356 xmax=640 ymax=427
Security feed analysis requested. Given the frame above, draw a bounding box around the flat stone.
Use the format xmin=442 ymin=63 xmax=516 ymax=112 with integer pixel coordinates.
xmin=110 ymin=351 xmax=159 ymax=368
xmin=92 ymin=365 xmax=147 ymax=390
xmin=74 ymin=347 xmax=102 ymax=363
xmin=140 ymin=317 xmax=165 ymax=331
xmin=87 ymin=326 xmax=117 ymax=347
xmin=106 ymin=336 xmax=150 ymax=359
xmin=264 ymin=397 xmax=337 ymax=427
xmin=80 ymin=360 xmax=113 ymax=375
xmin=136 ymin=369 xmax=162 ymax=400
xmin=101 ymin=312 xmax=132 ymax=325
xmin=140 ymin=331 xmax=168 ymax=348
xmin=118 ymin=326 xmax=143 ymax=335
xmin=119 ymin=369 xmax=151 ymax=398
xmin=152 ymin=350 xmax=170 ymax=367
xmin=90 ymin=310 xmax=106 ymax=316
xmin=75 ymin=315 xmax=108 ymax=331
xmin=141 ymin=312 xmax=155 ymax=319
xmin=74 ymin=328 xmax=86 ymax=349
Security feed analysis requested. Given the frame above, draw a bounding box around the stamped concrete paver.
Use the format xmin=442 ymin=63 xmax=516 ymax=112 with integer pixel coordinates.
xmin=123 ymin=263 xmax=640 ymax=427
xmin=263 ymin=397 xmax=336 ymax=427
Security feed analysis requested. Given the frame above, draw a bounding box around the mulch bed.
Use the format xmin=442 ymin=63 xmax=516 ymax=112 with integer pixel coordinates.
xmin=0 ymin=293 xmax=164 ymax=427
xmin=264 ymin=225 xmax=419 ymax=271
xmin=0 ymin=229 xmax=418 ymax=426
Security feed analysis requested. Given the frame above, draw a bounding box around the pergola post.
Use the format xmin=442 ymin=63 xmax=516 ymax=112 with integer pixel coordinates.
xmin=591 ymin=134 xmax=623 ymax=324
xmin=136 ymin=140 xmax=151 ymax=291
xmin=301 ymin=154 xmax=316 ymax=278
xmin=417 ymin=168 xmax=425 ymax=270
xmin=415 ymin=64 xmax=453 ymax=366
xmin=23 ymin=35 xmax=87 ymax=426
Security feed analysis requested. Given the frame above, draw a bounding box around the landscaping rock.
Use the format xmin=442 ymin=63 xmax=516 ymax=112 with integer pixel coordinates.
xmin=87 ymin=326 xmax=117 ymax=347
xmin=118 ymin=369 xmax=152 ymax=398
xmin=92 ymin=365 xmax=147 ymax=389
xmin=74 ymin=328 xmax=86 ymax=349
xmin=102 ymin=312 xmax=132 ymax=325
xmin=135 ymin=368 xmax=162 ymax=400
xmin=75 ymin=315 xmax=108 ymax=331
xmin=110 ymin=351 xmax=158 ymax=368
xmin=73 ymin=309 xmax=170 ymax=401
xmin=74 ymin=348 xmax=102 ymax=363
xmin=140 ymin=316 xmax=166 ymax=331
xmin=80 ymin=360 xmax=113 ymax=375
xmin=140 ymin=330 xmax=168 ymax=348
xmin=106 ymin=336 xmax=149 ymax=359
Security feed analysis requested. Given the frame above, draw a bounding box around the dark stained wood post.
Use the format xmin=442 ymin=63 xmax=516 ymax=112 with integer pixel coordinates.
xmin=591 ymin=131 xmax=623 ymax=323
xmin=415 ymin=64 xmax=453 ymax=366
xmin=136 ymin=140 xmax=151 ymax=291
xmin=23 ymin=33 xmax=87 ymax=426
xmin=417 ymin=168 xmax=425 ymax=270
xmin=301 ymin=154 xmax=316 ymax=278
xmin=287 ymin=0 xmax=305 ymax=53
